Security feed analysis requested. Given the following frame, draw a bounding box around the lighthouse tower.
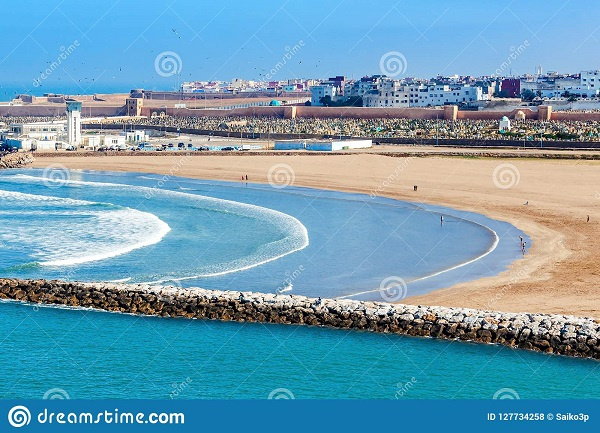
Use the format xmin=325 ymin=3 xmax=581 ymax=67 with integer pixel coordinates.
xmin=65 ymin=101 xmax=82 ymax=146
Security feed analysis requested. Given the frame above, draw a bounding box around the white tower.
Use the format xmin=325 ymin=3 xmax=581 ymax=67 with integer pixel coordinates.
xmin=66 ymin=101 xmax=82 ymax=145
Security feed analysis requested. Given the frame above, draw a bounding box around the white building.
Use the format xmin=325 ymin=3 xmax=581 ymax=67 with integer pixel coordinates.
xmin=563 ymin=86 xmax=598 ymax=98
xmin=346 ymin=77 xmax=379 ymax=99
xmin=363 ymin=78 xmax=411 ymax=107
xmin=6 ymin=120 xmax=67 ymax=150
xmin=274 ymin=139 xmax=372 ymax=151
xmin=5 ymin=137 xmax=65 ymax=151
xmin=126 ymin=130 xmax=149 ymax=143
xmin=359 ymin=78 xmax=486 ymax=108
xmin=310 ymin=84 xmax=338 ymax=106
xmin=102 ymin=135 xmax=126 ymax=148
xmin=520 ymin=72 xmax=597 ymax=99
xmin=580 ymin=70 xmax=600 ymax=89
xmin=423 ymin=84 xmax=485 ymax=106
xmin=9 ymin=121 xmax=65 ymax=140
xmin=66 ymin=100 xmax=82 ymax=145
xmin=84 ymin=136 xmax=102 ymax=148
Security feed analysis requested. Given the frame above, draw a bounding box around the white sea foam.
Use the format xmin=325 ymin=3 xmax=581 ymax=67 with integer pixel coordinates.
xmin=0 ymin=189 xmax=171 ymax=267
xmin=1 ymin=174 xmax=310 ymax=276
xmin=107 ymin=277 xmax=133 ymax=283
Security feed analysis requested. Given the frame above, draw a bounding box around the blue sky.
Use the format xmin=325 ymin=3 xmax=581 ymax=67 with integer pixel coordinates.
xmin=1 ymin=0 xmax=599 ymax=95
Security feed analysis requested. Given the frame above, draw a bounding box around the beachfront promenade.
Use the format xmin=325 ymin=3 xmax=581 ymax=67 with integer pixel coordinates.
xmin=1 ymin=278 xmax=599 ymax=360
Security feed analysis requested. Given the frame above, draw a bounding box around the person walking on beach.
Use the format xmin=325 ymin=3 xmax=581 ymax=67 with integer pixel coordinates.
xmin=587 ymin=215 xmax=590 ymax=223
xmin=522 ymin=241 xmax=526 ymax=256
xmin=519 ymin=236 xmax=523 ymax=248
xmin=440 ymin=215 xmax=444 ymax=225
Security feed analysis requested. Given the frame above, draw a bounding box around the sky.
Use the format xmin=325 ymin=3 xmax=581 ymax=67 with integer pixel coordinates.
xmin=0 ymin=0 xmax=599 ymax=96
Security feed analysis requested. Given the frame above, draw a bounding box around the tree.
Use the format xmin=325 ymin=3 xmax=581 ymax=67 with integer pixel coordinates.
xmin=521 ymin=89 xmax=535 ymax=102
xmin=320 ymin=95 xmax=333 ymax=106
xmin=319 ymin=95 xmax=363 ymax=107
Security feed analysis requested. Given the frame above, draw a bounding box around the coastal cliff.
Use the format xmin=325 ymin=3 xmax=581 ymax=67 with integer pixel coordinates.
xmin=0 ymin=152 xmax=34 ymax=169
xmin=1 ymin=278 xmax=599 ymax=360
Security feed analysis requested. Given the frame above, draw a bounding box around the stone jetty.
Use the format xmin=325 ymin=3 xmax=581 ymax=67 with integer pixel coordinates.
xmin=1 ymin=278 xmax=599 ymax=360
xmin=0 ymin=152 xmax=34 ymax=169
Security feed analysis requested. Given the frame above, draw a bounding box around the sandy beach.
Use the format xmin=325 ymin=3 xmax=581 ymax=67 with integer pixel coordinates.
xmin=27 ymin=149 xmax=600 ymax=319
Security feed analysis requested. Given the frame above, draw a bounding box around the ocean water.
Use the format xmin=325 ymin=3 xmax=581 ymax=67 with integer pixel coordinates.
xmin=1 ymin=301 xmax=599 ymax=399
xmin=0 ymin=169 xmax=526 ymax=300
xmin=0 ymin=83 xmax=135 ymax=102
xmin=3 ymin=168 xmax=593 ymax=400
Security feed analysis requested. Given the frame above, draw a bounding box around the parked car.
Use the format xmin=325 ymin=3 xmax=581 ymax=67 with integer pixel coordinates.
xmin=65 ymin=145 xmax=76 ymax=151
xmin=221 ymin=146 xmax=235 ymax=151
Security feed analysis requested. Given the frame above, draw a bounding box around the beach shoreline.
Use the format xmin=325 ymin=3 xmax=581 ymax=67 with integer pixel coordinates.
xmin=23 ymin=149 xmax=600 ymax=319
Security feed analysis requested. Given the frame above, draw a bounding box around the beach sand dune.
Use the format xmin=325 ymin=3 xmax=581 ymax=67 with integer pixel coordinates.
xmin=28 ymin=152 xmax=600 ymax=318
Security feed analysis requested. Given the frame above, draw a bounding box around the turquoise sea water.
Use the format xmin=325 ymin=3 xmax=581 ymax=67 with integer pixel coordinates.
xmin=1 ymin=168 xmax=597 ymax=399
xmin=1 ymin=301 xmax=599 ymax=399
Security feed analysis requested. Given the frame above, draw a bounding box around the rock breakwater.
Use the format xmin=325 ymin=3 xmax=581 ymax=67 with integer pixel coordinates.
xmin=0 ymin=152 xmax=34 ymax=169
xmin=1 ymin=278 xmax=599 ymax=360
